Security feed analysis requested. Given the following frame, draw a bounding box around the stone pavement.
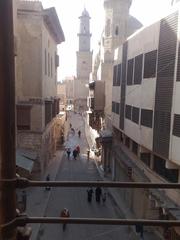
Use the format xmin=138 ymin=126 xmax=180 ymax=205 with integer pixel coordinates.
xmin=84 ymin=113 xmax=162 ymax=240
xmin=25 ymin=150 xmax=64 ymax=240
xmin=24 ymin=111 xmax=162 ymax=240
xmin=37 ymin=111 xmax=135 ymax=240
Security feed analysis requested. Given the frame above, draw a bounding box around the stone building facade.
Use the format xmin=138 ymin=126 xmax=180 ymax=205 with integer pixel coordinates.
xmin=64 ymin=76 xmax=75 ymax=106
xmin=74 ymin=8 xmax=92 ymax=112
xmin=15 ymin=1 xmax=65 ymax=174
xmin=57 ymin=81 xmax=66 ymax=111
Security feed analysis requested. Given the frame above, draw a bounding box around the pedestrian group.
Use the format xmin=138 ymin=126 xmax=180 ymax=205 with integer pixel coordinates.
xmin=87 ymin=186 xmax=107 ymax=204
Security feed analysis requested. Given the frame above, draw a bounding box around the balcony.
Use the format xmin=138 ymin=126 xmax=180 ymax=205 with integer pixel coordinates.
xmin=88 ymin=81 xmax=105 ymax=111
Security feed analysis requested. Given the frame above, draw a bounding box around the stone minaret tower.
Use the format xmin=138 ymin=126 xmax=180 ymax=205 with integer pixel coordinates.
xmin=104 ymin=0 xmax=132 ymax=52
xmin=75 ymin=8 xmax=92 ymax=111
xmin=103 ymin=0 xmax=132 ymax=125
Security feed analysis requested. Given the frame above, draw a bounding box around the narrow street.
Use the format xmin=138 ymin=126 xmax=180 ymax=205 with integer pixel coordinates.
xmin=37 ymin=112 xmax=133 ymax=240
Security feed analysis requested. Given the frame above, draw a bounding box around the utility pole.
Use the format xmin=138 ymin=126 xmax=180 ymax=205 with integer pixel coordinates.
xmin=0 ymin=0 xmax=17 ymax=239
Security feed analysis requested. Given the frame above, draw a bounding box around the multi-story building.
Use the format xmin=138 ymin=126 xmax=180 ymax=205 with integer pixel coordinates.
xmin=87 ymin=0 xmax=142 ymax=170
xmin=112 ymin=4 xmax=180 ymax=238
xmin=74 ymin=8 xmax=92 ymax=112
xmin=15 ymin=0 xmax=65 ymax=175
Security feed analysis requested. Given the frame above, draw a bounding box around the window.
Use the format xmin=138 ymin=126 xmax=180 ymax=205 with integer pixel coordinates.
xmin=125 ymin=105 xmax=132 ymax=120
xmin=116 ymin=64 xmax=121 ymax=86
xmin=45 ymin=49 xmax=47 ymax=75
xmin=143 ymin=50 xmax=157 ymax=78
xmin=153 ymin=155 xmax=179 ymax=183
xmin=17 ymin=105 xmax=31 ymax=130
xmin=140 ymin=153 xmax=151 ymax=167
xmin=105 ymin=19 xmax=111 ymax=37
xmin=112 ymin=101 xmax=115 ymax=113
xmin=127 ymin=58 xmax=134 ymax=85
xmin=113 ymin=65 xmax=117 ymax=86
xmin=173 ymin=114 xmax=180 ymax=137
xmin=115 ymin=26 xmax=119 ymax=36
xmin=141 ymin=109 xmax=153 ymax=128
xmin=55 ymin=53 xmax=59 ymax=68
xmin=51 ymin=57 xmax=53 ymax=77
xmin=48 ymin=53 xmax=50 ymax=76
xmin=132 ymin=141 xmax=138 ymax=155
xmin=115 ymin=102 xmax=120 ymax=114
xmin=132 ymin=106 xmax=139 ymax=124
xmin=134 ymin=54 xmax=143 ymax=84
xmin=125 ymin=136 xmax=130 ymax=148
xmin=45 ymin=100 xmax=52 ymax=126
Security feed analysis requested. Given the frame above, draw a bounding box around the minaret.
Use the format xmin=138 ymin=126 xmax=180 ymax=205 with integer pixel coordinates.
xmin=75 ymin=8 xmax=92 ymax=111
xmin=104 ymin=0 xmax=132 ymax=51
xmin=76 ymin=8 xmax=92 ymax=79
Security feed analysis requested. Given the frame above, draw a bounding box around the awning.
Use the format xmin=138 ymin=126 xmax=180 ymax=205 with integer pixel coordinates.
xmin=98 ymin=129 xmax=112 ymax=143
xmin=16 ymin=149 xmax=37 ymax=173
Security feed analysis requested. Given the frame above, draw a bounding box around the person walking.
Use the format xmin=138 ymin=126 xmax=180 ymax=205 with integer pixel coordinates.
xmin=87 ymin=149 xmax=90 ymax=161
xmin=102 ymin=191 xmax=107 ymax=204
xmin=73 ymin=149 xmax=78 ymax=160
xmin=76 ymin=145 xmax=80 ymax=156
xmin=78 ymin=130 xmax=81 ymax=138
xmin=87 ymin=188 xmax=93 ymax=203
xmin=45 ymin=174 xmax=50 ymax=190
xmin=95 ymin=186 xmax=102 ymax=203
xmin=66 ymin=148 xmax=71 ymax=160
xmin=21 ymin=190 xmax=27 ymax=212
xmin=60 ymin=208 xmax=70 ymax=231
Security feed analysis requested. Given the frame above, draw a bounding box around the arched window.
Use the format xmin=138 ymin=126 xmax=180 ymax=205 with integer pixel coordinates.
xmin=115 ymin=26 xmax=119 ymax=36
xmin=105 ymin=19 xmax=111 ymax=37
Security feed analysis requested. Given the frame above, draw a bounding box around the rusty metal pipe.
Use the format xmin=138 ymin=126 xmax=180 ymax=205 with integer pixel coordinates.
xmin=14 ymin=178 xmax=180 ymax=189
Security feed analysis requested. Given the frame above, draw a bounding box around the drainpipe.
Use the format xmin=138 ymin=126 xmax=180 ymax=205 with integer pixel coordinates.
xmin=0 ymin=0 xmax=17 ymax=239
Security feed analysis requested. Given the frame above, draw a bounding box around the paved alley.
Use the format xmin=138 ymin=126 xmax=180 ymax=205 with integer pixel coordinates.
xmin=36 ymin=112 xmax=134 ymax=240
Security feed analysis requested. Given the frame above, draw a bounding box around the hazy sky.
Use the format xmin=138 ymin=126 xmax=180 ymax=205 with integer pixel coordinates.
xmin=41 ymin=0 xmax=172 ymax=81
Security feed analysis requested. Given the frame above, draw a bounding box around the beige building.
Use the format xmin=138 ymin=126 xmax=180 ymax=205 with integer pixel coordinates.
xmin=57 ymin=81 xmax=66 ymax=111
xmin=64 ymin=76 xmax=75 ymax=106
xmin=74 ymin=9 xmax=92 ymax=112
xmin=15 ymin=0 xmax=65 ymax=175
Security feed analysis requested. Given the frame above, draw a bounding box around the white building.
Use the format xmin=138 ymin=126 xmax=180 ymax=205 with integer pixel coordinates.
xmin=112 ymin=4 xmax=180 ymax=237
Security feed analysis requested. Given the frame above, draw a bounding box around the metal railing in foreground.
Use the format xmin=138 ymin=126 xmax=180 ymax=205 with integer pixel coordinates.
xmin=1 ymin=178 xmax=180 ymax=238
xmin=1 ymin=178 xmax=180 ymax=189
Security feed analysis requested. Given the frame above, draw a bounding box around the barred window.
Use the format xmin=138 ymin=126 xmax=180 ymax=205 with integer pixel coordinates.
xmin=132 ymin=106 xmax=139 ymax=124
xmin=134 ymin=54 xmax=143 ymax=85
xmin=127 ymin=59 xmax=134 ymax=85
xmin=112 ymin=101 xmax=116 ymax=113
xmin=141 ymin=109 xmax=153 ymax=128
xmin=144 ymin=50 xmax=157 ymax=78
xmin=17 ymin=105 xmax=31 ymax=130
xmin=115 ymin=102 xmax=120 ymax=114
xmin=125 ymin=105 xmax=132 ymax=120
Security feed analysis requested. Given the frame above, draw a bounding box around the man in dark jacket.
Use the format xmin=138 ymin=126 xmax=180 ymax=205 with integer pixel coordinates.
xmin=95 ymin=187 xmax=102 ymax=202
